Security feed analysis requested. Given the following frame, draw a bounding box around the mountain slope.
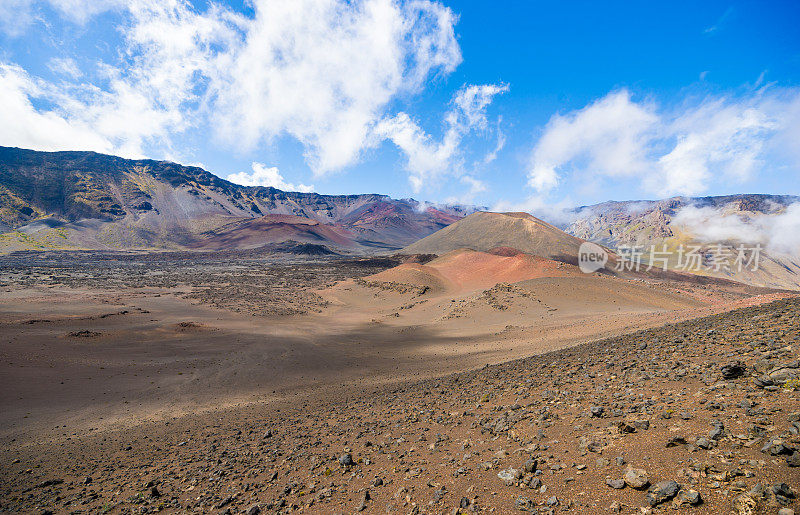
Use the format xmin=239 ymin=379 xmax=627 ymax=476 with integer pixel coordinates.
xmin=0 ymin=146 xmax=472 ymax=252
xmin=565 ymin=195 xmax=800 ymax=290
xmin=402 ymin=211 xmax=587 ymax=263
xmin=190 ymin=214 xmax=360 ymax=250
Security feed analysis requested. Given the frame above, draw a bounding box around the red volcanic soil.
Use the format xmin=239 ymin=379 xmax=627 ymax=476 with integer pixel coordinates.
xmin=367 ymin=248 xmax=581 ymax=293
xmin=423 ymin=206 xmax=462 ymax=225
xmin=426 ymin=249 xmax=580 ymax=291
xmin=487 ymin=246 xmax=525 ymax=256
xmin=192 ymin=214 xmax=357 ymax=250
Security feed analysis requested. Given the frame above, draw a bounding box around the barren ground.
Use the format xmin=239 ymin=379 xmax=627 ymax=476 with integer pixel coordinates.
xmin=0 ymin=250 xmax=798 ymax=514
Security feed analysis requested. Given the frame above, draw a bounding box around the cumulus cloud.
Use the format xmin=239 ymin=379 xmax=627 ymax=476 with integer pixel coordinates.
xmin=0 ymin=64 xmax=117 ymax=153
xmin=227 ymin=162 xmax=314 ymax=193
xmin=527 ymin=88 xmax=800 ymax=197
xmin=376 ymin=83 xmax=508 ymax=191
xmin=0 ymin=0 xmax=462 ymax=172
xmin=672 ymin=202 xmax=800 ymax=255
xmin=210 ymin=0 xmax=461 ymax=175
xmin=528 ymin=90 xmax=657 ymax=192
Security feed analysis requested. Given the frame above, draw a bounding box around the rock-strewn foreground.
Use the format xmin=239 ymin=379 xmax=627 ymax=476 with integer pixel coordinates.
xmin=2 ymin=298 xmax=799 ymax=514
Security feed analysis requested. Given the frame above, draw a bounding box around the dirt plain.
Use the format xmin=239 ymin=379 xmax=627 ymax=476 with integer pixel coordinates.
xmin=0 ymin=249 xmax=798 ymax=514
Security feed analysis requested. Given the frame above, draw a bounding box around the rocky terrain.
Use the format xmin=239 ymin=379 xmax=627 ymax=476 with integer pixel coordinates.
xmin=1 ymin=293 xmax=798 ymax=514
xmin=0 ymin=247 xmax=400 ymax=316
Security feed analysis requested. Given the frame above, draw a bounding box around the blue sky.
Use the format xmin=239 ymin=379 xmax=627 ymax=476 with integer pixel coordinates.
xmin=1 ymin=0 xmax=799 ymax=211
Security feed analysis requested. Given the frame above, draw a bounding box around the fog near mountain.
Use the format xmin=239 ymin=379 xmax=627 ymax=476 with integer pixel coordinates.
xmin=671 ymin=202 xmax=800 ymax=255
xmin=564 ymin=195 xmax=800 ymax=289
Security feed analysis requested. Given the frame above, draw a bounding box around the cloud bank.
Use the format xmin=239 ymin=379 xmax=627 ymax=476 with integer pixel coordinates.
xmin=672 ymin=202 xmax=800 ymax=255
xmin=528 ymin=88 xmax=800 ymax=197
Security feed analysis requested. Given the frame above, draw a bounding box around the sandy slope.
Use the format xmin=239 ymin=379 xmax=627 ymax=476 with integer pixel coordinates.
xmin=402 ymin=212 xmax=587 ymax=262
xmin=0 ymin=249 xmax=781 ymax=446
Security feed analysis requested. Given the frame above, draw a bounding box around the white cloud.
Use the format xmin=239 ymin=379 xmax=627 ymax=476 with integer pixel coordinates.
xmin=227 ymin=162 xmax=314 ymax=192
xmin=704 ymin=6 xmax=733 ymax=35
xmin=0 ymin=0 xmax=462 ymax=172
xmin=491 ymin=195 xmax=583 ymax=226
xmin=0 ymin=0 xmax=37 ymax=36
xmin=0 ymin=0 xmax=122 ymax=35
xmin=461 ymin=175 xmax=486 ymax=195
xmin=528 ymin=90 xmax=657 ymax=192
xmin=45 ymin=0 xmax=122 ymax=23
xmin=0 ymin=58 xmax=189 ymax=158
xmin=649 ymin=98 xmax=773 ymax=195
xmin=47 ymin=57 xmax=82 ymax=79
xmin=527 ymin=88 xmax=800 ymax=197
xmin=672 ymin=202 xmax=800 ymax=255
xmin=0 ymin=64 xmax=116 ymax=153
xmin=444 ymin=175 xmax=486 ymax=204
xmin=377 ymin=83 xmax=508 ymax=191
xmin=483 ymin=118 xmax=505 ymax=164
xmin=208 ymin=0 xmax=461 ymax=175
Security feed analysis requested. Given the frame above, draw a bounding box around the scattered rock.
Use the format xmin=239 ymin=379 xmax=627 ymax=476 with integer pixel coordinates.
xmin=732 ymin=494 xmax=758 ymax=515
xmin=665 ymin=436 xmax=686 ymax=447
xmin=671 ymin=488 xmax=702 ymax=508
xmin=606 ymin=478 xmax=625 ymax=489
xmin=498 ymin=468 xmax=521 ymax=485
xmin=623 ymin=467 xmax=649 ymax=489
xmin=646 ymin=480 xmax=680 ymax=506
xmin=772 ymin=483 xmax=795 ymax=500
xmin=515 ymin=497 xmax=534 ymax=511
xmin=721 ymin=362 xmax=746 ymax=379
xmin=356 ymin=489 xmax=370 ymax=511
xmin=696 ymin=436 xmax=713 ymax=449
xmin=523 ymin=459 xmax=537 ymax=473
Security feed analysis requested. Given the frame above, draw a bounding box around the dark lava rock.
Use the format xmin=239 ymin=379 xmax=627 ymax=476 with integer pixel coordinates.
xmin=647 ymin=480 xmax=681 ymax=506
xmin=721 ymin=362 xmax=746 ymax=380
xmin=515 ymin=496 xmax=534 ymax=511
xmin=772 ymin=483 xmax=796 ymax=499
xmin=666 ymin=436 xmax=687 ymax=447
xmin=672 ymin=489 xmax=702 ymax=508
xmin=606 ymin=478 xmax=626 ymax=489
